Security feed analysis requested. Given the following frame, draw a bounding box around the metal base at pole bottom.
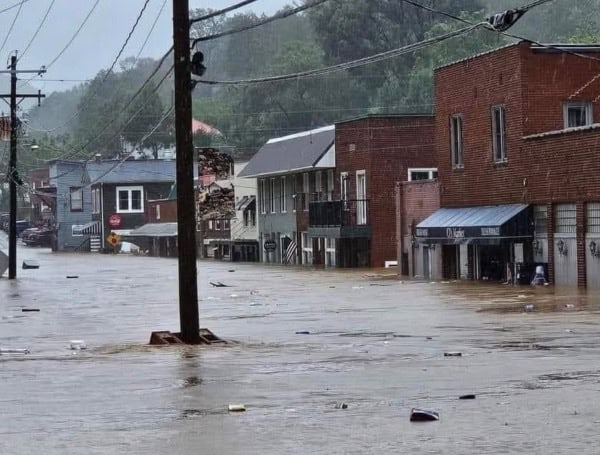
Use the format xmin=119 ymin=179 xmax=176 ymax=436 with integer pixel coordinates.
xmin=149 ymin=328 xmax=226 ymax=346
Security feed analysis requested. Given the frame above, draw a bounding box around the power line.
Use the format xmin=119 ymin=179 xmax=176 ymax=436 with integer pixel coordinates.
xmin=191 ymin=0 xmax=259 ymax=24
xmin=0 ymin=0 xmax=24 ymax=56
xmin=19 ymin=0 xmax=56 ymax=60
xmin=103 ymin=0 xmax=151 ymax=83
xmin=136 ymin=0 xmax=167 ymax=59
xmin=197 ymin=23 xmax=483 ymax=85
xmin=192 ymin=0 xmax=331 ymax=45
xmin=0 ymin=0 xmax=30 ymax=16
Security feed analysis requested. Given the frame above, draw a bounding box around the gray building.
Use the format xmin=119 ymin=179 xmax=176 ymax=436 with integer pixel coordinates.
xmin=239 ymin=126 xmax=335 ymax=265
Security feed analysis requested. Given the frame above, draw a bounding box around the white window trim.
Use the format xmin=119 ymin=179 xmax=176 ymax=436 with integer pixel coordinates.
xmin=270 ymin=178 xmax=276 ymax=214
xmin=563 ymin=101 xmax=593 ymax=129
xmin=70 ymin=187 xmax=83 ymax=212
xmin=491 ymin=105 xmax=507 ymax=163
xmin=450 ymin=114 xmax=464 ymax=169
xmin=116 ymin=185 xmax=144 ymax=214
xmin=260 ymin=179 xmax=267 ymax=214
xmin=340 ymin=172 xmax=349 ymax=202
xmin=408 ymin=168 xmax=438 ymax=181
xmin=280 ymin=176 xmax=287 ymax=213
xmin=356 ymin=170 xmax=367 ymax=226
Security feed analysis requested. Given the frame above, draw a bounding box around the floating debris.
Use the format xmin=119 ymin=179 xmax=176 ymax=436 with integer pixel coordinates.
xmin=210 ymin=281 xmax=229 ymax=288
xmin=66 ymin=275 xmax=79 ymax=279
xmin=295 ymin=331 xmax=310 ymax=335
xmin=524 ymin=304 xmax=535 ymax=312
xmin=228 ymin=404 xmax=246 ymax=412
xmin=69 ymin=340 xmax=87 ymax=350
xmin=335 ymin=402 xmax=348 ymax=410
xmin=21 ymin=308 xmax=40 ymax=312
xmin=459 ymin=394 xmax=476 ymax=400
xmin=0 ymin=348 xmax=30 ymax=354
xmin=410 ymin=408 xmax=439 ymax=422
xmin=22 ymin=260 xmax=39 ymax=270
xmin=444 ymin=352 xmax=462 ymax=357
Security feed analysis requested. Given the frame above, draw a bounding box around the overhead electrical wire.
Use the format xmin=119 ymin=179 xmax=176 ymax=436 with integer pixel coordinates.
xmin=136 ymin=0 xmax=167 ymax=59
xmin=0 ymin=0 xmax=30 ymax=16
xmin=192 ymin=0 xmax=331 ymax=45
xmin=0 ymin=0 xmax=24 ymax=56
xmin=19 ymin=0 xmax=56 ymax=60
xmin=191 ymin=0 xmax=259 ymax=24
xmin=196 ymin=23 xmax=483 ymax=86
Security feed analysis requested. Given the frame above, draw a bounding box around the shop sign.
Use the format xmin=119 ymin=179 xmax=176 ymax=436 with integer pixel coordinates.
xmin=446 ymin=228 xmax=465 ymax=239
xmin=480 ymin=227 xmax=500 ymax=236
xmin=416 ymin=228 xmax=428 ymax=237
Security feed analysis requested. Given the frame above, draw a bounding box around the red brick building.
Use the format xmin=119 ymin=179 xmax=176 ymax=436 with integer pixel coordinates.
xmin=309 ymin=115 xmax=436 ymax=268
xmin=416 ymin=41 xmax=600 ymax=288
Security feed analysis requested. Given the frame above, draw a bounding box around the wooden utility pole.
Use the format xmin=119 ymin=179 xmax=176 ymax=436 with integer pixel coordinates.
xmin=172 ymin=0 xmax=200 ymax=342
xmin=0 ymin=54 xmax=45 ymax=279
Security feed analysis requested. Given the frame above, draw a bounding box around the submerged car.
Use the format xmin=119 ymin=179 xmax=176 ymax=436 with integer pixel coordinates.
xmin=21 ymin=226 xmax=54 ymax=247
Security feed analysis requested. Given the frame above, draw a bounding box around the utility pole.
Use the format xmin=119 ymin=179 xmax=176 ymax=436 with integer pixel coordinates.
xmin=0 ymin=53 xmax=45 ymax=279
xmin=173 ymin=0 xmax=200 ymax=343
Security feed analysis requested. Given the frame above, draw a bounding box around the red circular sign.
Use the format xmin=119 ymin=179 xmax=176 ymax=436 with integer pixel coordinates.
xmin=108 ymin=214 xmax=122 ymax=228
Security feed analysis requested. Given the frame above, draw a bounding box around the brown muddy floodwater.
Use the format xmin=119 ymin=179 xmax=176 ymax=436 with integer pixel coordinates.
xmin=2 ymin=238 xmax=600 ymax=454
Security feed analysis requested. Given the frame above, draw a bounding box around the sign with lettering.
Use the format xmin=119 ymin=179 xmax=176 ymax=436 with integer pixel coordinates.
xmin=446 ymin=228 xmax=465 ymax=239
xmin=416 ymin=228 xmax=428 ymax=237
xmin=481 ymin=227 xmax=500 ymax=236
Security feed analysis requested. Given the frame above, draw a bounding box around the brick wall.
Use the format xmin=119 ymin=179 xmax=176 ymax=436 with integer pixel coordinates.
xmin=400 ymin=180 xmax=440 ymax=236
xmin=335 ymin=115 xmax=436 ymax=267
xmin=147 ymin=199 xmax=177 ymax=223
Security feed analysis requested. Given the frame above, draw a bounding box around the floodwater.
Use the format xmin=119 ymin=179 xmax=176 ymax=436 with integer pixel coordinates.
xmin=2 ymin=238 xmax=600 ymax=454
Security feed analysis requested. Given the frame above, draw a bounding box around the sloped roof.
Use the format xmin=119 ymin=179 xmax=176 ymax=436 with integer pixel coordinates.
xmin=126 ymin=222 xmax=178 ymax=237
xmin=417 ymin=204 xmax=529 ymax=229
xmin=85 ymin=159 xmax=176 ymax=184
xmin=238 ymin=125 xmax=334 ymax=178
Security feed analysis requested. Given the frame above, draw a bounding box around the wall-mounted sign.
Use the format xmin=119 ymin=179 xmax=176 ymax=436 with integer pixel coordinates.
xmin=108 ymin=213 xmax=122 ymax=228
xmin=481 ymin=227 xmax=500 ymax=236
xmin=264 ymin=239 xmax=276 ymax=251
xmin=446 ymin=228 xmax=465 ymax=239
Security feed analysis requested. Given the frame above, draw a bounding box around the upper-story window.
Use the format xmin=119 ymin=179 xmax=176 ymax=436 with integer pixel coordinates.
xmin=491 ymin=105 xmax=507 ymax=162
xmin=116 ymin=186 xmax=143 ymax=213
xmin=259 ymin=179 xmax=266 ymax=214
xmin=408 ymin=168 xmax=438 ymax=181
xmin=70 ymin=187 xmax=83 ymax=212
xmin=302 ymin=172 xmax=310 ymax=211
xmin=270 ymin=178 xmax=276 ymax=213
xmin=91 ymin=188 xmax=101 ymax=214
xmin=450 ymin=114 xmax=464 ymax=168
xmin=280 ymin=176 xmax=287 ymax=213
xmin=563 ymin=101 xmax=593 ymax=128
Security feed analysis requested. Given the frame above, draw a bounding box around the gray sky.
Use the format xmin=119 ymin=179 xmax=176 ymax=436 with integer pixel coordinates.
xmin=0 ymin=0 xmax=290 ymax=92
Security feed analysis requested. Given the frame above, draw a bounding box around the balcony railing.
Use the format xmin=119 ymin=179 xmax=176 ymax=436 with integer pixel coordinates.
xmin=309 ymin=199 xmax=369 ymax=227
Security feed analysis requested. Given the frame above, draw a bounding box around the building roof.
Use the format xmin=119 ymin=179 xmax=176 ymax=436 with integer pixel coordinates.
xmin=238 ymin=125 xmax=334 ymax=178
xmin=335 ymin=113 xmax=433 ymax=125
xmin=85 ymin=159 xmax=176 ymax=185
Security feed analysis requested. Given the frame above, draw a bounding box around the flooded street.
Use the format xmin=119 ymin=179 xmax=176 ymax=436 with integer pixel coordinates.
xmin=2 ymin=238 xmax=600 ymax=454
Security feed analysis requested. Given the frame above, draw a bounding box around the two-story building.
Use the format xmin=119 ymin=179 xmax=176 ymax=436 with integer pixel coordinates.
xmin=308 ymin=115 xmax=436 ymax=268
xmin=416 ymin=41 xmax=600 ymax=288
xmin=239 ymin=125 xmax=335 ymax=265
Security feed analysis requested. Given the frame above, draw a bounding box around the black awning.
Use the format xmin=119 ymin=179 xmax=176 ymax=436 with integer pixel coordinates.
xmin=235 ymin=196 xmax=255 ymax=212
xmin=415 ymin=204 xmax=532 ymax=244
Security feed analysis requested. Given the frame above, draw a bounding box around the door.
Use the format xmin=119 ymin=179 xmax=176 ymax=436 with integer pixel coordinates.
xmin=423 ymin=246 xmax=430 ymax=280
xmin=356 ymin=171 xmax=367 ymax=225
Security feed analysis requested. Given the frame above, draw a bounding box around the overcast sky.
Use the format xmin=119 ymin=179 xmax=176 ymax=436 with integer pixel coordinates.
xmin=0 ymin=0 xmax=290 ymax=93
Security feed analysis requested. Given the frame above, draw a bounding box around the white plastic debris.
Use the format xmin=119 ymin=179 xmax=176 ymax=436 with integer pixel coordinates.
xmin=228 ymin=404 xmax=246 ymax=412
xmin=69 ymin=340 xmax=87 ymax=350
xmin=0 ymin=348 xmax=30 ymax=354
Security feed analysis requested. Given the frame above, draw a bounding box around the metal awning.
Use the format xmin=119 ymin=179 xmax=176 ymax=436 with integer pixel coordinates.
xmin=73 ymin=221 xmax=101 ymax=236
xmin=125 ymin=222 xmax=178 ymax=238
xmin=235 ymin=196 xmax=255 ymax=211
xmin=415 ymin=204 xmax=532 ymax=244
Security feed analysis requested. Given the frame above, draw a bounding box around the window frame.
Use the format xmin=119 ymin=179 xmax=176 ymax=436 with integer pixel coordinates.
xmin=491 ymin=105 xmax=507 ymax=163
xmin=259 ymin=179 xmax=267 ymax=214
xmin=280 ymin=176 xmax=287 ymax=213
xmin=408 ymin=168 xmax=438 ymax=181
xmin=450 ymin=114 xmax=464 ymax=169
xmin=115 ymin=185 xmax=144 ymax=214
xmin=270 ymin=178 xmax=276 ymax=214
xmin=70 ymin=187 xmax=83 ymax=212
xmin=563 ymin=101 xmax=593 ymax=129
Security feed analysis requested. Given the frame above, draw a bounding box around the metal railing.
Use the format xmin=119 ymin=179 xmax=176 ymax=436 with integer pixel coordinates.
xmin=309 ymin=199 xmax=369 ymax=227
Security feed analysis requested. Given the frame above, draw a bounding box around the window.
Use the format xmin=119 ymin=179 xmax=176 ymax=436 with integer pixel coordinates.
xmin=534 ymin=205 xmax=548 ymax=234
xmin=302 ymin=172 xmax=309 ymax=211
xmin=156 ymin=204 xmax=161 ymax=220
xmin=70 ymin=187 xmax=83 ymax=212
xmin=327 ymin=169 xmax=334 ymax=201
xmin=91 ymin=188 xmax=101 ymax=214
xmin=356 ymin=171 xmax=367 ymax=225
xmin=563 ymin=101 xmax=593 ymax=128
xmin=270 ymin=178 xmax=276 ymax=213
xmin=340 ymin=172 xmax=349 ymax=204
xmin=280 ymin=176 xmax=287 ymax=213
xmin=325 ymin=237 xmax=336 ymax=267
xmin=315 ymin=171 xmax=322 ymax=201
xmin=450 ymin=114 xmax=464 ymax=168
xmin=408 ymin=168 xmax=438 ymax=181
xmin=491 ymin=105 xmax=507 ymax=162
xmin=215 ymin=219 xmax=222 ymax=230
xmin=224 ymin=219 xmax=230 ymax=229
xmin=301 ymin=232 xmax=312 ymax=265
xmin=208 ymin=220 xmax=214 ymax=230
xmin=555 ymin=204 xmax=576 ymax=234
xmin=259 ymin=179 xmax=266 ymax=214
xmin=116 ymin=186 xmax=143 ymax=213
xmin=587 ymin=203 xmax=600 ymax=234
xmin=292 ymin=175 xmax=298 ymax=212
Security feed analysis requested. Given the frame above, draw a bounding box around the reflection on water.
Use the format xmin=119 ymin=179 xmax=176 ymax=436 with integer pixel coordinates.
xmin=2 ymin=241 xmax=600 ymax=453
